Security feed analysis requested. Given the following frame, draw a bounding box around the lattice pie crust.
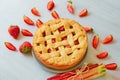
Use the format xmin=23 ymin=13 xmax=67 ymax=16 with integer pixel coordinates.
xmin=33 ymin=18 xmax=88 ymax=70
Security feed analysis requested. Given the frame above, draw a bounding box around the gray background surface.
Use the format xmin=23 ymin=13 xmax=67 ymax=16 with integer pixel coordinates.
xmin=0 ymin=0 xmax=120 ymax=80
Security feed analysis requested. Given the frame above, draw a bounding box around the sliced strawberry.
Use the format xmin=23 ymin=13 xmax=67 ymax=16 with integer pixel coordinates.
xmin=92 ymin=35 xmax=99 ymax=49
xmin=31 ymin=7 xmax=41 ymax=16
xmin=4 ymin=42 xmax=16 ymax=51
xmin=51 ymin=11 xmax=60 ymax=19
xmin=67 ymin=0 xmax=74 ymax=14
xmin=96 ymin=52 xmax=108 ymax=59
xmin=19 ymin=41 xmax=32 ymax=54
xmin=102 ymin=34 xmax=113 ymax=44
xmin=36 ymin=19 xmax=43 ymax=28
xmin=23 ymin=15 xmax=34 ymax=25
xmin=105 ymin=63 xmax=117 ymax=70
xmin=78 ymin=9 xmax=88 ymax=17
xmin=84 ymin=27 xmax=93 ymax=33
xmin=8 ymin=25 xmax=20 ymax=39
xmin=21 ymin=29 xmax=33 ymax=36
xmin=47 ymin=0 xmax=55 ymax=11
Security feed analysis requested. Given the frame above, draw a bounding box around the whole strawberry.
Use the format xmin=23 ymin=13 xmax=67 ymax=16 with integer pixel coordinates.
xmin=19 ymin=41 xmax=32 ymax=54
xmin=8 ymin=25 xmax=20 ymax=39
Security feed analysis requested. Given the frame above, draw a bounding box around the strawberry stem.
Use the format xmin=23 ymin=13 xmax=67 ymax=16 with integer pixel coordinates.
xmin=22 ymin=47 xmax=31 ymax=53
xmin=67 ymin=0 xmax=72 ymax=4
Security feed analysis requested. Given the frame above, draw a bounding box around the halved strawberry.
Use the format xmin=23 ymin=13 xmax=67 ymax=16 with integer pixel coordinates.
xmin=47 ymin=0 xmax=55 ymax=11
xmin=4 ymin=42 xmax=16 ymax=51
xmin=19 ymin=41 xmax=32 ymax=54
xmin=8 ymin=25 xmax=20 ymax=39
xmin=92 ymin=34 xmax=99 ymax=49
xmin=67 ymin=0 xmax=74 ymax=14
xmin=78 ymin=9 xmax=88 ymax=17
xmin=31 ymin=7 xmax=41 ymax=17
xmin=36 ymin=19 xmax=43 ymax=28
xmin=102 ymin=34 xmax=113 ymax=44
xmin=51 ymin=11 xmax=60 ymax=19
xmin=84 ymin=27 xmax=93 ymax=33
xmin=105 ymin=63 xmax=117 ymax=70
xmin=23 ymin=15 xmax=34 ymax=25
xmin=96 ymin=52 xmax=108 ymax=59
xmin=21 ymin=29 xmax=33 ymax=36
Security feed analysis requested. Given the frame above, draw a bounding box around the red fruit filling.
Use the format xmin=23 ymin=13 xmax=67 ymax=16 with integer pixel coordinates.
xmin=74 ymin=39 xmax=79 ymax=45
xmin=64 ymin=45 xmax=71 ymax=48
xmin=62 ymin=36 xmax=67 ymax=40
xmin=42 ymin=32 xmax=46 ymax=37
xmin=52 ymin=38 xmax=56 ymax=43
xmin=48 ymin=48 xmax=51 ymax=53
xmin=58 ymin=26 xmax=65 ymax=33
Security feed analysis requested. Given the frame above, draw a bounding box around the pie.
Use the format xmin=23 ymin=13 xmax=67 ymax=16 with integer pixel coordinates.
xmin=32 ymin=18 xmax=88 ymax=70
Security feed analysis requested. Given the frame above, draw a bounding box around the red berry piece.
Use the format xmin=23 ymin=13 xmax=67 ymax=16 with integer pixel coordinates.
xmin=78 ymin=9 xmax=88 ymax=17
xmin=31 ymin=7 xmax=41 ymax=17
xmin=84 ymin=27 xmax=93 ymax=33
xmin=105 ymin=63 xmax=117 ymax=70
xmin=51 ymin=11 xmax=60 ymax=19
xmin=8 ymin=25 xmax=20 ymax=39
xmin=4 ymin=42 xmax=16 ymax=51
xmin=96 ymin=51 xmax=108 ymax=59
xmin=21 ymin=29 xmax=33 ymax=36
xmin=51 ymin=38 xmax=56 ymax=43
xmin=47 ymin=0 xmax=55 ymax=11
xmin=19 ymin=41 xmax=32 ymax=54
xmin=92 ymin=34 xmax=99 ymax=49
xmin=23 ymin=15 xmax=34 ymax=25
xmin=67 ymin=0 xmax=74 ymax=14
xmin=102 ymin=34 xmax=113 ymax=44
xmin=36 ymin=19 xmax=43 ymax=28
xmin=64 ymin=45 xmax=71 ymax=48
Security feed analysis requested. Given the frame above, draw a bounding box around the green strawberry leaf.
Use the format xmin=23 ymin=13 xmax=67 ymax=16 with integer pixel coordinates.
xmin=67 ymin=0 xmax=72 ymax=4
xmin=22 ymin=46 xmax=31 ymax=53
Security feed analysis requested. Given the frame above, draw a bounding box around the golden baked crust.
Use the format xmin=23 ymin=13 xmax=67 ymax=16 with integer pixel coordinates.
xmin=32 ymin=18 xmax=88 ymax=70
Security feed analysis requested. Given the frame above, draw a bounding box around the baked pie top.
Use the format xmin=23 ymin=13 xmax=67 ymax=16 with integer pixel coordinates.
xmin=33 ymin=18 xmax=88 ymax=69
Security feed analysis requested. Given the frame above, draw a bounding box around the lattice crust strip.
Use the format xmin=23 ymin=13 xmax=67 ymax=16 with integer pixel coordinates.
xmin=34 ymin=19 xmax=87 ymax=56
xmin=33 ymin=18 xmax=88 ymax=69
